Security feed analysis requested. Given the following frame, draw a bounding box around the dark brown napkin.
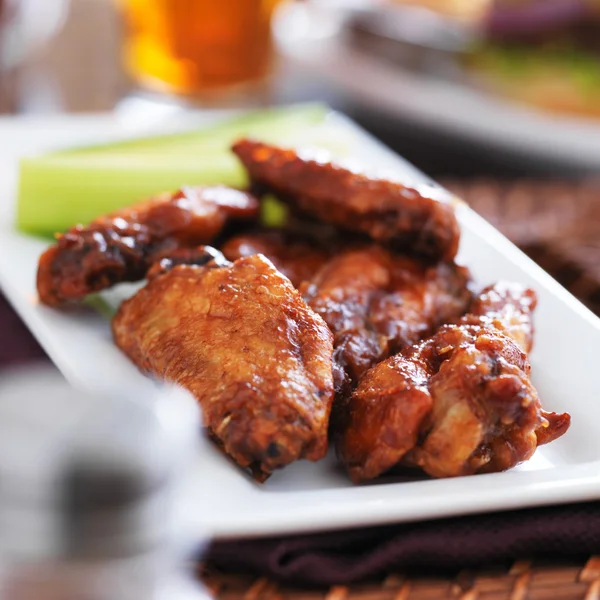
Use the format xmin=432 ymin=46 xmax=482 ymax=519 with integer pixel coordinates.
xmin=206 ymin=501 xmax=600 ymax=586
xmin=0 ymin=293 xmax=48 ymax=367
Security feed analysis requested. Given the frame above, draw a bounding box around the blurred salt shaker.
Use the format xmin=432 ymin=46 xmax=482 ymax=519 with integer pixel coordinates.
xmin=0 ymin=366 xmax=209 ymax=600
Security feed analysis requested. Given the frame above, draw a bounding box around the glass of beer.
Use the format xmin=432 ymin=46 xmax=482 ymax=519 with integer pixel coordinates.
xmin=115 ymin=0 xmax=283 ymax=101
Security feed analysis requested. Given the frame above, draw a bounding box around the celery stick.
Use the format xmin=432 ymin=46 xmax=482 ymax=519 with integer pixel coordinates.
xmin=16 ymin=104 xmax=357 ymax=236
xmin=84 ymin=294 xmax=118 ymax=320
xmin=260 ymin=195 xmax=288 ymax=228
xmin=17 ymin=154 xmax=246 ymax=235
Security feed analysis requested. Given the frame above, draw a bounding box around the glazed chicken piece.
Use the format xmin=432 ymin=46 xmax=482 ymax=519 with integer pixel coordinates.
xmin=232 ymin=139 xmax=460 ymax=261
xmin=112 ymin=251 xmax=335 ymax=480
xmin=299 ymin=246 xmax=473 ymax=386
xmin=37 ymin=186 xmax=259 ymax=306
xmin=145 ymin=245 xmax=230 ymax=280
xmin=338 ymin=283 xmax=570 ymax=483
xmin=221 ymin=230 xmax=333 ymax=288
xmin=462 ymin=281 xmax=537 ymax=353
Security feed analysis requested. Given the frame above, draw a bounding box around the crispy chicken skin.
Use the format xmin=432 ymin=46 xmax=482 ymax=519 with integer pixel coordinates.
xmin=299 ymin=246 xmax=473 ymax=385
xmin=463 ymin=281 xmax=537 ymax=353
xmin=112 ymin=252 xmax=335 ymax=479
xmin=338 ymin=283 xmax=570 ymax=482
xmin=37 ymin=186 xmax=259 ymax=306
xmin=146 ymin=245 xmax=230 ymax=280
xmin=221 ymin=230 xmax=332 ymax=288
xmin=232 ymin=139 xmax=460 ymax=261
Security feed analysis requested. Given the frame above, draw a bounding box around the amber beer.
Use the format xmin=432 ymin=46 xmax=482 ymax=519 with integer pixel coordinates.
xmin=117 ymin=0 xmax=282 ymax=97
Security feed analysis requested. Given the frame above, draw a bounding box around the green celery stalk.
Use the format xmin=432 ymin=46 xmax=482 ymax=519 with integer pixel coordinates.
xmin=260 ymin=195 xmax=289 ymax=228
xmin=17 ymin=154 xmax=246 ymax=235
xmin=17 ymin=105 xmax=356 ymax=236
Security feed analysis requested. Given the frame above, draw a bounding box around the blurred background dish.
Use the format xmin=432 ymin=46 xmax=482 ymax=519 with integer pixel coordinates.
xmin=471 ymin=0 xmax=600 ymax=118
xmin=274 ymin=0 xmax=600 ymax=172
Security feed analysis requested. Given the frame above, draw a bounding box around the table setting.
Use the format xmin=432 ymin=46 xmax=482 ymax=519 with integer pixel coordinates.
xmin=1 ymin=1 xmax=600 ymax=598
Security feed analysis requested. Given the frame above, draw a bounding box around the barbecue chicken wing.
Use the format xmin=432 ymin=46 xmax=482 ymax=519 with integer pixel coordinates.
xmin=221 ymin=230 xmax=333 ymax=288
xmin=112 ymin=251 xmax=335 ymax=480
xmin=37 ymin=186 xmax=259 ymax=306
xmin=146 ymin=245 xmax=230 ymax=280
xmin=338 ymin=283 xmax=570 ymax=482
xmin=462 ymin=281 xmax=537 ymax=353
xmin=232 ymin=139 xmax=460 ymax=261
xmin=299 ymin=246 xmax=473 ymax=386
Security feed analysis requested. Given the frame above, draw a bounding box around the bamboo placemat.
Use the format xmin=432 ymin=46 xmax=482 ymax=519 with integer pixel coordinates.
xmin=201 ymin=557 xmax=600 ymax=599
xmin=444 ymin=178 xmax=600 ymax=317
xmin=200 ymin=179 xmax=600 ymax=600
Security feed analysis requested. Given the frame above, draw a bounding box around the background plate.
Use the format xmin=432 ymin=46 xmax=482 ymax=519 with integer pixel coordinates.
xmin=274 ymin=2 xmax=600 ymax=173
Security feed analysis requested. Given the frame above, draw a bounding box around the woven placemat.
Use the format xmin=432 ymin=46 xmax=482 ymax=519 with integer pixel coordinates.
xmin=201 ymin=557 xmax=600 ymax=599
xmin=200 ymin=178 xmax=600 ymax=599
xmin=443 ymin=178 xmax=600 ymax=316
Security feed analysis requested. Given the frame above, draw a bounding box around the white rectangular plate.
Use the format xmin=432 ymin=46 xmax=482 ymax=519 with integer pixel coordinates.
xmin=1 ymin=109 xmax=599 ymax=541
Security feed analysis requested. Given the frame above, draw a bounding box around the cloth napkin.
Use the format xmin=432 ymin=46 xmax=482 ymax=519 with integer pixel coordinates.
xmin=0 ymin=293 xmax=48 ymax=367
xmin=207 ymin=502 xmax=600 ymax=586
xmin=2 ymin=295 xmax=599 ymax=587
